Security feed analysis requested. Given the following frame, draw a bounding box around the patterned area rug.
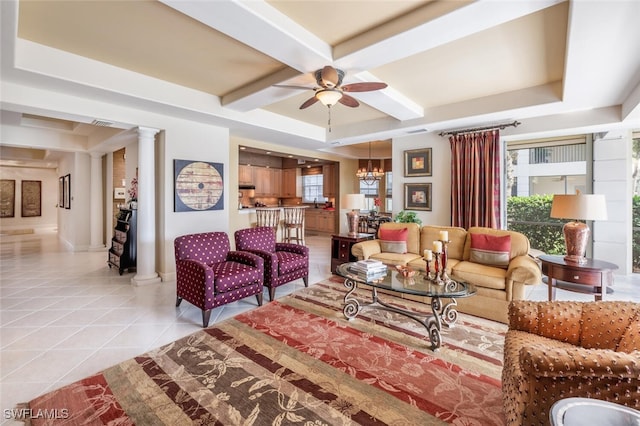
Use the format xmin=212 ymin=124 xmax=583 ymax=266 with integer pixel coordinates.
xmin=24 ymin=277 xmax=507 ymax=425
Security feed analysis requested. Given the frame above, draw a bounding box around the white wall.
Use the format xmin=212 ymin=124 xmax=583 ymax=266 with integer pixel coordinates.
xmin=0 ymin=166 xmax=58 ymax=232
xmin=392 ymin=133 xmax=452 ymax=226
xmin=593 ymin=130 xmax=633 ymax=274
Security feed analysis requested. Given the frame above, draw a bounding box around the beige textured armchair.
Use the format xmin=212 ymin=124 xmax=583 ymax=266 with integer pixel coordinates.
xmin=502 ymin=300 xmax=640 ymax=426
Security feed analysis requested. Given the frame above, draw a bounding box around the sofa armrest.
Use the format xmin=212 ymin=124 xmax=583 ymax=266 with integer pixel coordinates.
xmin=351 ymin=239 xmax=382 ymax=260
xmin=227 ymin=250 xmax=264 ymax=271
xmin=275 ymin=242 xmax=309 ymax=257
xmin=520 ymin=345 xmax=640 ymax=380
xmin=176 ymin=259 xmax=215 ymax=298
xmin=507 ymin=255 xmax=542 ymax=285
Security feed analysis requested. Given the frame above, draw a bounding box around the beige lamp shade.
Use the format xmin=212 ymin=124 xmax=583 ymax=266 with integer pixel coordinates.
xmin=550 ymin=194 xmax=607 ymax=264
xmin=550 ymin=194 xmax=608 ymax=221
xmin=341 ymin=193 xmax=365 ymax=211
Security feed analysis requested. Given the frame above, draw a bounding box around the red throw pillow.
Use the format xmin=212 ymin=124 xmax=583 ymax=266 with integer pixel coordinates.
xmin=470 ymin=233 xmax=511 ymax=267
xmin=379 ymin=227 xmax=408 ymax=254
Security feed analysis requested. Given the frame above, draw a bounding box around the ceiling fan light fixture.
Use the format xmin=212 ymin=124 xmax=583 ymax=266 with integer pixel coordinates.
xmin=316 ymin=89 xmax=343 ymax=106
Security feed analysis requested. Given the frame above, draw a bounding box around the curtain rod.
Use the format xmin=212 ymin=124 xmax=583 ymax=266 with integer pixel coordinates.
xmin=438 ymin=120 xmax=521 ymax=137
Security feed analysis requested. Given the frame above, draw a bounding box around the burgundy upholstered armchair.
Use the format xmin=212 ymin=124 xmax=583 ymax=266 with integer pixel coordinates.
xmin=174 ymin=232 xmax=264 ymax=327
xmin=234 ymin=226 xmax=309 ymax=301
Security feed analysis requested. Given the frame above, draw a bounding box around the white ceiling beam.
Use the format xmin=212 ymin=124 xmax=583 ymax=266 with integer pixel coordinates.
xmin=333 ymin=0 xmax=565 ymax=70
xmin=161 ymin=0 xmax=429 ymax=121
xmin=562 ymin=1 xmax=640 ymax=109
xmin=159 ymin=0 xmax=332 ymax=71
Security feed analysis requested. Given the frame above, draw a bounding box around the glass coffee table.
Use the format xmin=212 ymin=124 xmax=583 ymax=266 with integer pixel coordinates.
xmin=335 ymin=262 xmax=476 ymax=350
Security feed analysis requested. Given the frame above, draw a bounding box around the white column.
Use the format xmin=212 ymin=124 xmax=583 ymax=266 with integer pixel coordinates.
xmin=89 ymin=151 xmax=105 ymax=251
xmin=132 ymin=126 xmax=161 ymax=286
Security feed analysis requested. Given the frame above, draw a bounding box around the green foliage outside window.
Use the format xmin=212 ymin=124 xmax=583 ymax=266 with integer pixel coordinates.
xmin=506 ymin=195 xmax=566 ymax=255
xmin=507 ymin=194 xmax=640 ymax=272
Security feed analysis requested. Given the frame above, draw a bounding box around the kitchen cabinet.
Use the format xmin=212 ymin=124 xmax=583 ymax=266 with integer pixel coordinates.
xmin=322 ymin=164 xmax=336 ymax=198
xmin=305 ymin=209 xmax=335 ymax=233
xmin=281 ymin=168 xmax=298 ymax=197
xmin=254 ymin=167 xmax=281 ymax=197
xmin=239 ymin=165 xmax=253 ymax=185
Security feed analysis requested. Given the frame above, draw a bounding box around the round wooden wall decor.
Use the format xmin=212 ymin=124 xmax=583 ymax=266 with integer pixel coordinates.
xmin=174 ymin=160 xmax=224 ymax=212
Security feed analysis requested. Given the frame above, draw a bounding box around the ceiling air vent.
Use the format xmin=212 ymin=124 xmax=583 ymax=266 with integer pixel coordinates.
xmin=406 ymin=128 xmax=428 ymax=134
xmin=91 ymin=119 xmax=113 ymax=127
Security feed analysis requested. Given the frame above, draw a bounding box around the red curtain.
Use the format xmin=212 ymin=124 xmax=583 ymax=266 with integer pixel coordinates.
xmin=449 ymin=130 xmax=501 ymax=229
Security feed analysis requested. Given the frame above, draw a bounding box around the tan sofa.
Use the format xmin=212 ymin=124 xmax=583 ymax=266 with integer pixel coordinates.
xmin=350 ymin=223 xmax=541 ymax=323
xmin=503 ymin=300 xmax=640 ymax=425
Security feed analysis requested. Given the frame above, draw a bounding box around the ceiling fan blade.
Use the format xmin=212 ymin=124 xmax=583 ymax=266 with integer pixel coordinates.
xmin=339 ymin=94 xmax=359 ymax=108
xmin=341 ymin=82 xmax=388 ymax=92
xmin=299 ymin=96 xmax=319 ymax=109
xmin=321 ymin=66 xmax=339 ymax=88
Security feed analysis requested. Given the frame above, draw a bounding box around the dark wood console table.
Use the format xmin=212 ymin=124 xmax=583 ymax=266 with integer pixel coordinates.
xmin=539 ymin=254 xmax=618 ymax=301
xmin=330 ymin=233 xmax=374 ymax=273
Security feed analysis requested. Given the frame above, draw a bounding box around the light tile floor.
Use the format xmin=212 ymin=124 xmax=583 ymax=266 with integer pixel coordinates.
xmin=0 ymin=230 xmax=332 ymax=425
xmin=1 ymin=231 xmax=638 ymax=424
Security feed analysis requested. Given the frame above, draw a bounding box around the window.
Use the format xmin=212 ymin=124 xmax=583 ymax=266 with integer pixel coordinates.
xmin=302 ymin=174 xmax=323 ymax=203
xmin=359 ymin=180 xmax=379 ymax=211
xmin=505 ymin=135 xmax=588 ymax=255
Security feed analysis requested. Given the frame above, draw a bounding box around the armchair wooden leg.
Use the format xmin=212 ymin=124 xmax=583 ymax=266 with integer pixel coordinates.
xmin=202 ymin=309 xmax=212 ymax=328
xmin=303 ymin=276 xmax=309 ymax=287
xmin=268 ymin=287 xmax=276 ymax=301
xmin=175 ymin=297 xmax=183 ymax=307
xmin=256 ymin=293 xmax=263 ymax=306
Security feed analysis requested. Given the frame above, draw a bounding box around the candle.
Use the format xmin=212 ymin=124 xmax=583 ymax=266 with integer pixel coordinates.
xmin=423 ymin=249 xmax=432 ymax=260
xmin=432 ymin=241 xmax=442 ymax=253
xmin=439 ymin=230 xmax=449 ymax=241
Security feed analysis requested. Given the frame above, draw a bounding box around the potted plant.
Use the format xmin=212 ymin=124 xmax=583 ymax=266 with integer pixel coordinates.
xmin=394 ymin=210 xmax=422 ymax=226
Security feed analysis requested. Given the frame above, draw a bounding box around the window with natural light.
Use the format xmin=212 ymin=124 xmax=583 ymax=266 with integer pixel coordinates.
xmin=302 ymin=174 xmax=323 ymax=203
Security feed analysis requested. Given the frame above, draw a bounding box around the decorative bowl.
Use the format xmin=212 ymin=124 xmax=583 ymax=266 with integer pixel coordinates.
xmin=394 ymin=265 xmax=416 ymax=278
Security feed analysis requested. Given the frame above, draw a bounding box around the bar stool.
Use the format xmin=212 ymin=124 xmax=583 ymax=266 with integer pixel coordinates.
xmin=282 ymin=207 xmax=305 ymax=245
xmin=255 ymin=208 xmax=280 ymax=236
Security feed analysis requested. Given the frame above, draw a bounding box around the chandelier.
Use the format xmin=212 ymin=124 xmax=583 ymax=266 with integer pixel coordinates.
xmin=356 ymin=142 xmax=384 ymax=185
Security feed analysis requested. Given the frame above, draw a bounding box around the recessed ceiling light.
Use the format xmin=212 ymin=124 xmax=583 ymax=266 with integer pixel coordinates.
xmin=314 ymin=159 xmax=319 ymax=161
xmin=239 ymin=146 xmax=246 ymax=150
xmin=288 ymin=155 xmax=293 ymax=158
xmin=266 ymin=151 xmax=271 ymax=154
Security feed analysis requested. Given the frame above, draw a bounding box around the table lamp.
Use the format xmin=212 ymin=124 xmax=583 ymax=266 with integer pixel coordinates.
xmin=341 ymin=193 xmax=365 ymax=236
xmin=550 ymin=193 xmax=607 ymax=264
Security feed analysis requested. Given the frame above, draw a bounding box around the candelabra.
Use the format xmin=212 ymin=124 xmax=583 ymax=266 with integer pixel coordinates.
xmin=423 ymin=239 xmax=451 ymax=285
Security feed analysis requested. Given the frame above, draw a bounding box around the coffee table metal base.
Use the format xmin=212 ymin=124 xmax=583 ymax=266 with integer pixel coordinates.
xmin=342 ymin=277 xmax=459 ymax=350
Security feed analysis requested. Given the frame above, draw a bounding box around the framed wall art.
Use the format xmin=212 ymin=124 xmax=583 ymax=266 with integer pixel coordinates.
xmin=174 ymin=159 xmax=224 ymax=212
xmin=0 ymin=179 xmax=16 ymax=218
xmin=404 ymin=148 xmax=432 ymax=177
xmin=59 ymin=176 xmax=64 ymax=208
xmin=404 ymin=183 xmax=432 ymax=211
xmin=21 ymin=180 xmax=42 ymax=217
xmin=63 ymin=174 xmax=71 ymax=209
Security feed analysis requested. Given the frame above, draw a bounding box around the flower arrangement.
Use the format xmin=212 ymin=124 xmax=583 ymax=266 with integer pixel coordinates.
xmin=128 ymin=177 xmax=138 ymax=202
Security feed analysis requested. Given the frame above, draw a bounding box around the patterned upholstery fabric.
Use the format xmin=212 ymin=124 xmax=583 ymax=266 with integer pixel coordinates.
xmin=502 ymin=300 xmax=640 ymax=426
xmin=235 ymin=227 xmax=309 ymax=300
xmin=174 ymin=232 xmax=264 ymax=327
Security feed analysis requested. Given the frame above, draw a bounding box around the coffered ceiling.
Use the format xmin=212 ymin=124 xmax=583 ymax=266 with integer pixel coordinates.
xmin=2 ymin=0 xmax=640 ymax=159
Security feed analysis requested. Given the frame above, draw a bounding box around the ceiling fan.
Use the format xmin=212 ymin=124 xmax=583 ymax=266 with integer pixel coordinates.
xmin=277 ymin=66 xmax=388 ymax=110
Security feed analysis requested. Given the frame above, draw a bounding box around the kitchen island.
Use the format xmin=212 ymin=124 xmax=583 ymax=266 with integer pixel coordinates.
xmin=236 ymin=206 xmax=336 ymax=242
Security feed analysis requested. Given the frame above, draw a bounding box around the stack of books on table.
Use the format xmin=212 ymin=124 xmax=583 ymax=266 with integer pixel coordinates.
xmin=351 ymin=259 xmax=388 ymax=281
